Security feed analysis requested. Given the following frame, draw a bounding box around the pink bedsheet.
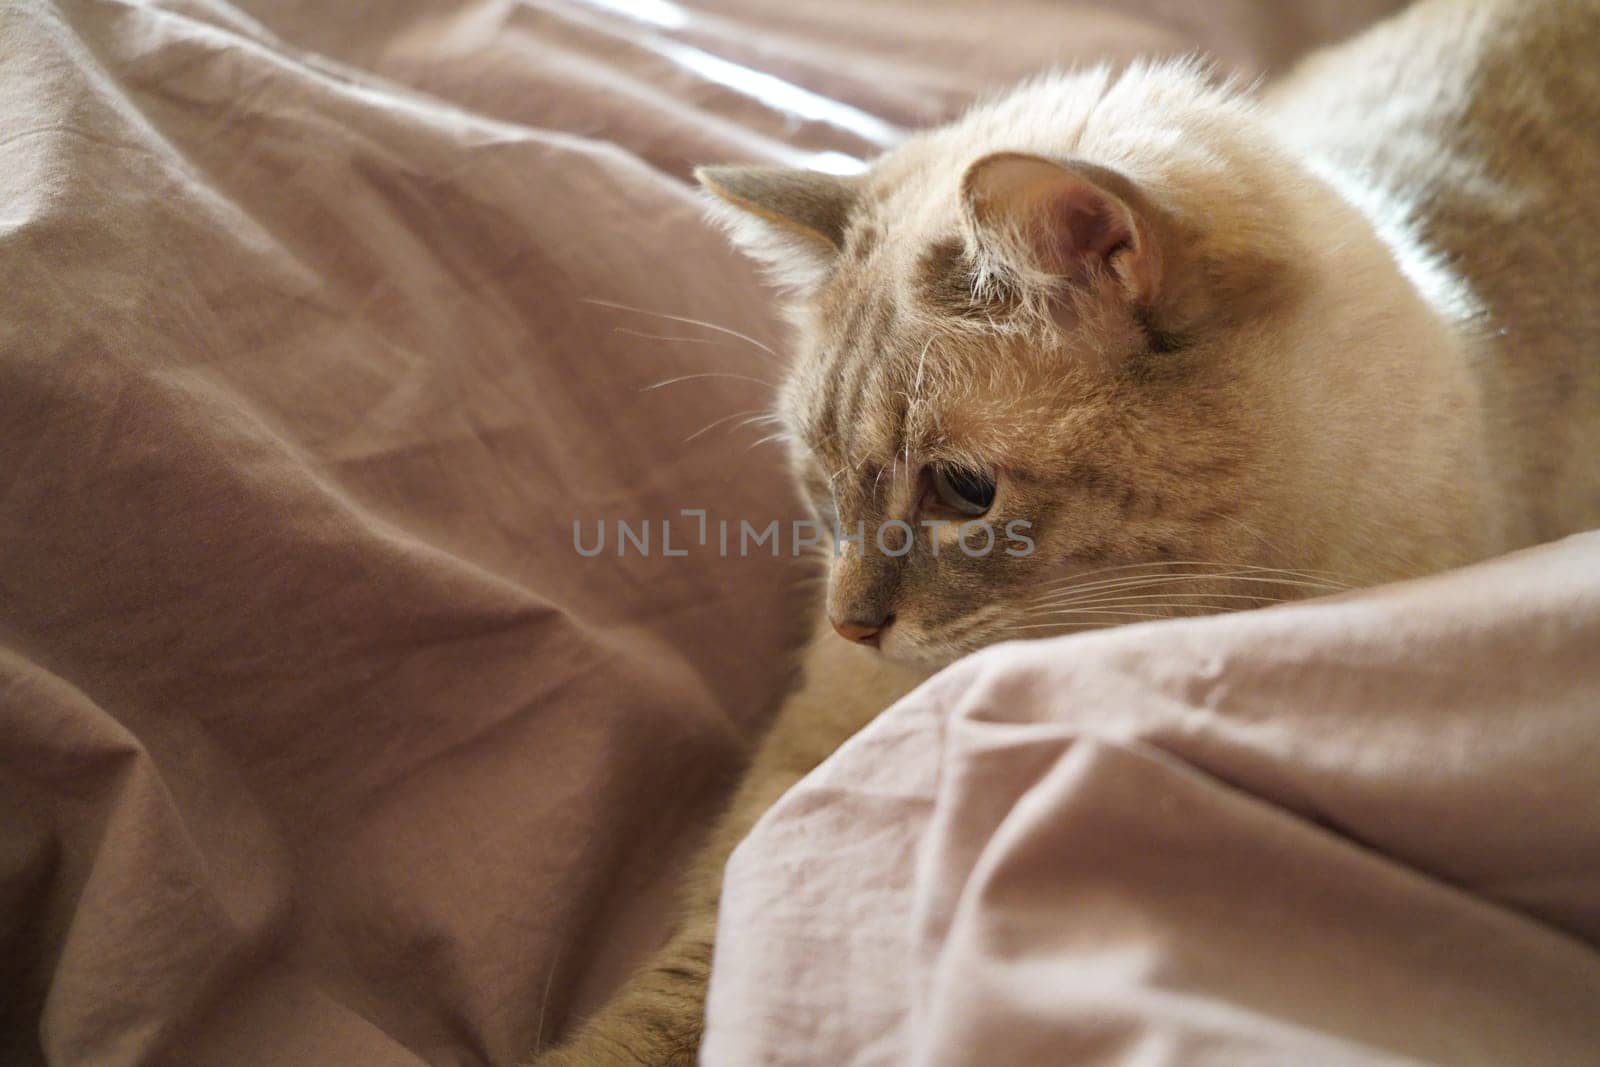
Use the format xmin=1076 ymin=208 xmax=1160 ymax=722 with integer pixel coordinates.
xmin=707 ymin=534 xmax=1600 ymax=1065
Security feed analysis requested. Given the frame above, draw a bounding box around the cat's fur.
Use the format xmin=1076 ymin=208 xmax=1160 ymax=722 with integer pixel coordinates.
xmin=533 ymin=0 xmax=1600 ymax=1061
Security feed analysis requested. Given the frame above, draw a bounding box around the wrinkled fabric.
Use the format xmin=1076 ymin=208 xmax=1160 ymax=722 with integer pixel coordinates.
xmin=706 ymin=534 xmax=1600 ymax=1066
xmin=1 ymin=1 xmax=1403 ymax=1063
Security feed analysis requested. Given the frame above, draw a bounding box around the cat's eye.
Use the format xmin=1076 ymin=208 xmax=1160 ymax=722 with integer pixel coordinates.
xmin=930 ymin=465 xmax=996 ymax=516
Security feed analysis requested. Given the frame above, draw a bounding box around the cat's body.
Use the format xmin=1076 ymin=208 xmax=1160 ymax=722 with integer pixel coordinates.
xmin=534 ymin=1 xmax=1600 ymax=1062
xmin=1269 ymin=0 xmax=1600 ymax=550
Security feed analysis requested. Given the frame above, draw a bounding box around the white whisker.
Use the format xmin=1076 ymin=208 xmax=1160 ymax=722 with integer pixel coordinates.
xmin=1030 ymin=570 xmax=1338 ymax=601
xmin=1031 ymin=559 xmax=1357 ymax=587
xmin=748 ymin=431 xmax=793 ymax=450
xmin=614 ymin=327 xmax=747 ymax=348
xmin=642 ymin=372 xmax=775 ymax=392
xmin=1030 ymin=572 xmax=1346 ymax=609
xmin=1009 ymin=612 xmax=1170 ymax=631
xmin=1018 ymin=607 xmax=1173 ymax=621
xmin=583 ymin=297 xmax=781 ymax=359
xmin=534 ymin=948 xmax=562 ymax=1052
xmin=1027 ymin=590 xmax=1285 ymax=612
xmin=1036 ymin=559 xmax=1350 ymax=591
xmin=1027 ymin=562 xmax=1355 ymax=602
xmin=684 ymin=407 xmax=769 ymax=443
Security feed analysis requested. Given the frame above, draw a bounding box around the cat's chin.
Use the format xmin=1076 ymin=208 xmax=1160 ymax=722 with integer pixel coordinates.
xmin=873 ymin=633 xmax=982 ymax=673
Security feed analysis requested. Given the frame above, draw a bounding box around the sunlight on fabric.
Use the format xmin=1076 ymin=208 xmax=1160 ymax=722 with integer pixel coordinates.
xmin=558 ymin=0 xmax=899 ymax=146
xmin=658 ymin=43 xmax=899 ymax=146
xmin=573 ymin=0 xmax=690 ymax=30
xmin=807 ymin=151 xmax=867 ymax=175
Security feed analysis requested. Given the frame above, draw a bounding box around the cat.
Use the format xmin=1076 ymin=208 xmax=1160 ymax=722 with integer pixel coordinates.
xmin=533 ymin=0 xmax=1600 ymax=1061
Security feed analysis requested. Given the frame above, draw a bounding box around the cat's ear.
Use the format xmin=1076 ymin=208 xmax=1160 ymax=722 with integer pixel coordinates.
xmin=696 ymin=165 xmax=859 ymax=289
xmin=960 ymin=152 xmax=1162 ymax=308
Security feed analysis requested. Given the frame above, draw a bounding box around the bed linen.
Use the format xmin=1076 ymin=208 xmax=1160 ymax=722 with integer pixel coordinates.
xmin=705 ymin=533 xmax=1600 ymax=1066
xmin=0 ymin=1 xmax=1478 ymax=1064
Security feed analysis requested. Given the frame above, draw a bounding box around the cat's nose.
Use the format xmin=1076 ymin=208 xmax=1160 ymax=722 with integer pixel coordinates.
xmin=831 ymin=614 xmax=894 ymax=646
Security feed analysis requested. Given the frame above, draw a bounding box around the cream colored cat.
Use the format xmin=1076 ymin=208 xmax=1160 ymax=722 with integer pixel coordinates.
xmin=534 ymin=0 xmax=1600 ymax=1061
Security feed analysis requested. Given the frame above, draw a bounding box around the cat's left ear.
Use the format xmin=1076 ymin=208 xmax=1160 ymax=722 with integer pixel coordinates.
xmin=960 ymin=152 xmax=1163 ymax=308
xmin=696 ymin=165 xmax=860 ymax=289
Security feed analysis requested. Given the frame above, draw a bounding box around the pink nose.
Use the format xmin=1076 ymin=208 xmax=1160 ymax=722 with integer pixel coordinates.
xmin=831 ymin=615 xmax=892 ymax=646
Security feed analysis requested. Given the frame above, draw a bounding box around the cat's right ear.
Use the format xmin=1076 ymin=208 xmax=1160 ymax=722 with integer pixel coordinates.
xmin=695 ymin=165 xmax=859 ymax=290
xmin=959 ymin=152 xmax=1163 ymax=311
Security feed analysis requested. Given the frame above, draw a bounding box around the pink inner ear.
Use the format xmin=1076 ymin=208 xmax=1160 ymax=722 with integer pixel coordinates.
xmin=1046 ymin=187 xmax=1134 ymax=267
xmin=964 ymin=153 xmax=1152 ymax=299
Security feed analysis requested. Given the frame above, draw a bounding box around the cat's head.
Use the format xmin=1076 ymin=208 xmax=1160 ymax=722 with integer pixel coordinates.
xmin=698 ymin=62 xmax=1483 ymax=668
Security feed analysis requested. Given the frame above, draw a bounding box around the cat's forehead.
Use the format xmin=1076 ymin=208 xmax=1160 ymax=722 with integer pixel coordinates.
xmin=783 ymin=271 xmax=1071 ymax=479
xmin=804 ymin=191 xmax=962 ymax=360
xmin=784 ymin=278 xmax=913 ymax=462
